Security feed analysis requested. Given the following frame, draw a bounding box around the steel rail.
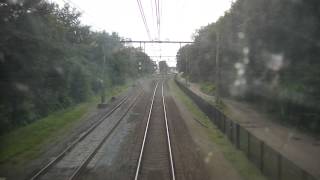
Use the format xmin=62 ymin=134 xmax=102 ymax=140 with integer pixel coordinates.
xmin=134 ymin=82 xmax=159 ymax=180
xmin=161 ymin=81 xmax=176 ymax=180
xmin=134 ymin=81 xmax=176 ymax=180
xmin=69 ymin=90 xmax=144 ymax=180
xmin=30 ymin=88 xmax=137 ymax=180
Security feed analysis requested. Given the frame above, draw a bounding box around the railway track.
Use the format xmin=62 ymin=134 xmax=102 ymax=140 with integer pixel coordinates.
xmin=134 ymin=81 xmax=176 ymax=180
xmin=29 ymin=87 xmax=144 ymax=180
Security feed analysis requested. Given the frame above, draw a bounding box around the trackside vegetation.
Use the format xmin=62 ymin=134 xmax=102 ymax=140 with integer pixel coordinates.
xmin=177 ymin=0 xmax=320 ymax=133
xmin=0 ymin=1 xmax=155 ymax=134
xmin=169 ymin=79 xmax=266 ymax=180
xmin=0 ymin=84 xmax=129 ymax=164
xmin=200 ymin=82 xmax=216 ymax=96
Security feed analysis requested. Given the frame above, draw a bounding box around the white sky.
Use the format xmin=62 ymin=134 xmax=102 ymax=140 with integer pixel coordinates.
xmin=53 ymin=0 xmax=233 ymax=66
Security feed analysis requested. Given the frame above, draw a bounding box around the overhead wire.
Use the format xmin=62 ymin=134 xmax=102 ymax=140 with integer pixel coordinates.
xmin=159 ymin=0 xmax=162 ymax=40
xmin=157 ymin=0 xmax=160 ymax=40
xmin=154 ymin=0 xmax=160 ymax=40
xmin=136 ymin=0 xmax=152 ymax=40
xmin=150 ymin=0 xmax=156 ymax=40
xmin=153 ymin=0 xmax=161 ymax=62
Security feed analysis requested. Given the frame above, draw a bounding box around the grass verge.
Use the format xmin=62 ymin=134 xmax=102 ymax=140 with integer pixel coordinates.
xmin=177 ymin=76 xmax=228 ymax=114
xmin=169 ymin=79 xmax=266 ymax=180
xmin=199 ymin=82 xmax=216 ymax=95
xmin=0 ymin=83 xmax=130 ymax=164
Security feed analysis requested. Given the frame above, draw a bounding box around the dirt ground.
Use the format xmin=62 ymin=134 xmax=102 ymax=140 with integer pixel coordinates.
xmin=177 ymin=76 xmax=320 ymax=179
xmin=80 ymin=78 xmax=214 ymax=180
xmin=77 ymin=79 xmax=156 ymax=180
xmin=167 ymin=81 xmax=243 ymax=180
xmin=1 ymin=77 xmax=275 ymax=180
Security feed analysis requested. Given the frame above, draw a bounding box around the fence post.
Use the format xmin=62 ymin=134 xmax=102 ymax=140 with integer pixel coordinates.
xmin=223 ymin=117 xmax=226 ymax=133
xmin=277 ymin=153 xmax=282 ymax=180
xmin=175 ymin=79 xmax=316 ymax=180
xmin=230 ymin=122 xmax=234 ymax=143
xmin=247 ymin=131 xmax=250 ymax=158
xmin=219 ymin=114 xmax=222 ymax=131
xmin=220 ymin=113 xmax=223 ymax=131
xmin=218 ymin=111 xmax=221 ymax=128
xmin=214 ymin=109 xmax=218 ymax=125
xmin=236 ymin=124 xmax=240 ymax=149
xmin=260 ymin=141 xmax=264 ymax=172
xmin=218 ymin=110 xmax=220 ymax=125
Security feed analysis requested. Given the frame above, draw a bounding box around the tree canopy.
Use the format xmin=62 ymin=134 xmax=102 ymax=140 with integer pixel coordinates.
xmin=0 ymin=0 xmax=155 ymax=134
xmin=177 ymin=0 xmax=320 ymax=133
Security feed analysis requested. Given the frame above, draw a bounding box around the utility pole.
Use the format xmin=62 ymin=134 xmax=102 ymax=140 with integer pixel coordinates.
xmin=215 ymin=29 xmax=220 ymax=104
xmin=101 ymin=44 xmax=106 ymax=104
xmin=142 ymin=42 xmax=146 ymax=77
xmin=186 ymin=52 xmax=189 ymax=86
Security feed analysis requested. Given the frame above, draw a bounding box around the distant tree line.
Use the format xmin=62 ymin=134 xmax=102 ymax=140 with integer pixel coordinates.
xmin=0 ymin=0 xmax=155 ymax=134
xmin=159 ymin=60 xmax=168 ymax=74
xmin=177 ymin=0 xmax=320 ymax=133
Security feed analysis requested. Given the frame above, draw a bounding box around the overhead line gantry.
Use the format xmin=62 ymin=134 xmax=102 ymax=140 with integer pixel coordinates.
xmin=120 ymin=40 xmax=193 ymax=44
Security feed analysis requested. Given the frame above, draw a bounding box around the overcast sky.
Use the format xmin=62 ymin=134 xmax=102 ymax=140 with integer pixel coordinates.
xmin=52 ymin=0 xmax=233 ymax=66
